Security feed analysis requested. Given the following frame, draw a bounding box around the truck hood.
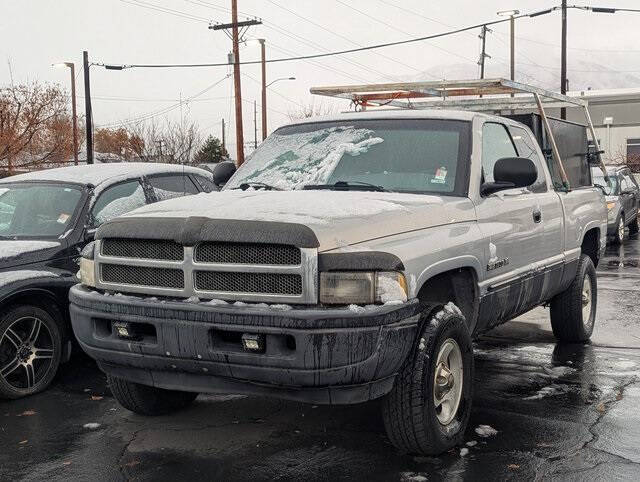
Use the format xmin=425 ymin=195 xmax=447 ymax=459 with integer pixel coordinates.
xmin=124 ymin=191 xmax=476 ymax=251
xmin=0 ymin=240 xmax=63 ymax=270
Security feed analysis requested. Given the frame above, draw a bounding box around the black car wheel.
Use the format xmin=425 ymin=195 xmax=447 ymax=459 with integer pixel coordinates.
xmin=381 ymin=303 xmax=474 ymax=455
xmin=0 ymin=306 xmax=62 ymax=399
xmin=629 ymin=215 xmax=639 ymax=235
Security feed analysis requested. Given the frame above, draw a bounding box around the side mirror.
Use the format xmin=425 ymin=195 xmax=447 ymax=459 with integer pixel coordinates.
xmin=84 ymin=227 xmax=97 ymax=242
xmin=212 ymin=161 xmax=237 ymax=187
xmin=481 ymin=157 xmax=538 ymax=196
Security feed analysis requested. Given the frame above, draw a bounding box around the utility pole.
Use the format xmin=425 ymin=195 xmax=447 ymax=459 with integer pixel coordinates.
xmin=83 ymin=51 xmax=94 ymax=164
xmin=478 ymin=25 xmax=491 ymax=80
xmin=221 ymin=118 xmax=226 ymax=152
xmin=561 ymin=0 xmax=568 ymax=119
xmin=260 ymin=39 xmax=267 ymax=141
xmin=253 ymin=100 xmax=258 ymax=149
xmin=210 ymin=3 xmax=261 ymax=167
xmin=69 ymin=63 xmax=79 ymax=166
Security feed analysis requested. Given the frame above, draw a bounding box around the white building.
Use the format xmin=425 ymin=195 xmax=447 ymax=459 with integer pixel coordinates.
xmin=565 ymin=88 xmax=640 ymax=167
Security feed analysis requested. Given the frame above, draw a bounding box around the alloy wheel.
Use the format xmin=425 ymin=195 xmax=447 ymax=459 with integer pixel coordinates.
xmin=0 ymin=317 xmax=55 ymax=392
xmin=433 ymin=338 xmax=464 ymax=425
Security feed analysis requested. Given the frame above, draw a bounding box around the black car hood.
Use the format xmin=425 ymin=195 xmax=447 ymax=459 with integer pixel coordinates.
xmin=0 ymin=240 xmax=65 ymax=270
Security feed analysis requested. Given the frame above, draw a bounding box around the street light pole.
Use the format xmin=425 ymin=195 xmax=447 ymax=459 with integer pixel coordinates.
xmin=83 ymin=51 xmax=94 ymax=164
xmin=260 ymin=39 xmax=267 ymax=141
xmin=53 ymin=62 xmax=79 ymax=165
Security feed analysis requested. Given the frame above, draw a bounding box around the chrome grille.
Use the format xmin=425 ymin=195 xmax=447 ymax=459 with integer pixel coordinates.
xmin=195 ymin=242 xmax=300 ymax=265
xmin=195 ymin=271 xmax=302 ymax=295
xmin=94 ymin=239 xmax=318 ymax=303
xmin=101 ymin=264 xmax=184 ymax=289
xmin=102 ymin=238 xmax=183 ymax=261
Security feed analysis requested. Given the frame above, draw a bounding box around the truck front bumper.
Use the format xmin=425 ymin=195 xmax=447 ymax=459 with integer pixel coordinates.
xmin=69 ymin=285 xmax=422 ymax=405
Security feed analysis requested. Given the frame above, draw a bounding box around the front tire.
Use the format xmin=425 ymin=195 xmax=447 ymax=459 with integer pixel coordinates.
xmin=0 ymin=305 xmax=62 ymax=399
xmin=550 ymin=254 xmax=597 ymax=342
xmin=108 ymin=375 xmax=198 ymax=416
xmin=613 ymin=215 xmax=625 ymax=244
xmin=629 ymin=215 xmax=639 ymax=235
xmin=382 ymin=303 xmax=474 ymax=455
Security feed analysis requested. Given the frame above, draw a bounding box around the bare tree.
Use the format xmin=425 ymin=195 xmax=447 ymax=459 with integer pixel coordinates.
xmin=128 ymin=119 xmax=202 ymax=165
xmin=287 ymin=100 xmax=339 ymax=121
xmin=0 ymin=82 xmax=74 ymax=171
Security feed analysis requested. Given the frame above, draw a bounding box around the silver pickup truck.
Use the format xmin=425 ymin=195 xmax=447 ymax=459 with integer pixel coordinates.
xmin=70 ymin=80 xmax=608 ymax=455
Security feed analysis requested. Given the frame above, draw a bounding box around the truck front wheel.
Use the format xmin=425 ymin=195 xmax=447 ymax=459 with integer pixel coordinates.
xmin=381 ymin=303 xmax=474 ymax=455
xmin=550 ymin=254 xmax=597 ymax=342
xmin=107 ymin=375 xmax=198 ymax=416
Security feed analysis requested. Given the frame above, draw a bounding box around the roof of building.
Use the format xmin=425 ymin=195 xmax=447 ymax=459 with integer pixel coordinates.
xmin=0 ymin=162 xmax=209 ymax=187
xmin=568 ymin=87 xmax=640 ymax=103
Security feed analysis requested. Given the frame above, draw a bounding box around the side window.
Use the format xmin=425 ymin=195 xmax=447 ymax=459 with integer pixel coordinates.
xmin=90 ymin=180 xmax=147 ymax=226
xmin=508 ymin=126 xmax=548 ymax=193
xmin=148 ymin=174 xmax=199 ymax=202
xmin=193 ymin=174 xmax=216 ymax=193
xmin=482 ymin=123 xmax=518 ymax=183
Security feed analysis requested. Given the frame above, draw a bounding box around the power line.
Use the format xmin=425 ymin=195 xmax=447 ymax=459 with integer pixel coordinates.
xmin=333 ymin=0 xmax=478 ymax=65
xmin=100 ymin=8 xmax=551 ymax=69
xmin=96 ymin=73 xmax=230 ymax=128
xmin=119 ymin=0 xmax=210 ymax=23
xmin=188 ymin=0 xmax=386 ymax=83
xmin=263 ymin=0 xmax=426 ymax=77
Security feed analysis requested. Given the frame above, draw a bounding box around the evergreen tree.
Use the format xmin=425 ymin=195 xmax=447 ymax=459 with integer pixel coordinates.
xmin=194 ymin=136 xmax=228 ymax=163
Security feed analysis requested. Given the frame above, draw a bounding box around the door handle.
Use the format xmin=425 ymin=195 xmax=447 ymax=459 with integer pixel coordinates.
xmin=533 ymin=209 xmax=542 ymax=223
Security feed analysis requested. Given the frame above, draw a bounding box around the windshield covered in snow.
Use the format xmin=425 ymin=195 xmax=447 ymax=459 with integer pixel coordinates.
xmin=226 ymin=119 xmax=471 ymax=195
xmin=0 ymin=182 xmax=83 ymax=239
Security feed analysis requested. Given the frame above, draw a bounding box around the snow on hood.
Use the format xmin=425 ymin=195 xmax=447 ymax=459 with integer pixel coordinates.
xmin=0 ymin=240 xmax=61 ymax=259
xmin=122 ymin=190 xmax=475 ymax=251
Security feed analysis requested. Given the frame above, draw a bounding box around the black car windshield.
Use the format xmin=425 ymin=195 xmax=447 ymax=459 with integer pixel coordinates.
xmin=591 ymin=169 xmax=618 ymax=195
xmin=225 ymin=119 xmax=471 ymax=195
xmin=0 ymin=182 xmax=83 ymax=238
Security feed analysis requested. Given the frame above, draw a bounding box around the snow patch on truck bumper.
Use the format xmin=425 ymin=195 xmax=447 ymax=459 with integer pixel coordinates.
xmin=69 ymin=285 xmax=422 ymax=405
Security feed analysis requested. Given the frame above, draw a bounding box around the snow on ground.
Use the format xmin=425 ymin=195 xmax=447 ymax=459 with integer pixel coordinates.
xmin=475 ymin=425 xmax=498 ymax=437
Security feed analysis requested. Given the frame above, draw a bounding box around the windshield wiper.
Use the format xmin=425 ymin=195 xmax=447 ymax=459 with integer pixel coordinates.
xmin=232 ymin=182 xmax=282 ymax=191
xmin=303 ymin=181 xmax=390 ymax=192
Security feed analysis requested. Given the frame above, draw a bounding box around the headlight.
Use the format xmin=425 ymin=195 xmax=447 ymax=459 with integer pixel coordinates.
xmin=320 ymin=271 xmax=408 ymax=305
xmin=606 ymin=201 xmax=616 ymax=210
xmin=77 ymin=241 xmax=96 ymax=287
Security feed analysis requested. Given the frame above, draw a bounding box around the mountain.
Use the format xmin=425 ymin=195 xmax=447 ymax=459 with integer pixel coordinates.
xmin=408 ymin=57 xmax=640 ymax=91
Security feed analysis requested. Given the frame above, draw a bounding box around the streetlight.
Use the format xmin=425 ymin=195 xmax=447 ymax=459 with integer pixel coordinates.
xmin=244 ymin=39 xmax=295 ymax=140
xmin=52 ymin=62 xmax=79 ymax=165
xmin=497 ymin=10 xmax=519 ymax=84
xmin=267 ymin=77 xmax=296 ymax=88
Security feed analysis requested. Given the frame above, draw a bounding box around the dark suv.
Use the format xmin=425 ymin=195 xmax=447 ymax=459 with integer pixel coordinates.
xmin=0 ymin=163 xmax=214 ymax=399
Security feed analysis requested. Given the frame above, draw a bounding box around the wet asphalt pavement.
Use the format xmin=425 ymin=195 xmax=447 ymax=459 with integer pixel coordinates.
xmin=3 ymin=237 xmax=640 ymax=481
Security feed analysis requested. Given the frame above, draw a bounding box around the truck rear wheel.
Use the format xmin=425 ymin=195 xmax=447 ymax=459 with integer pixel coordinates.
xmin=108 ymin=375 xmax=198 ymax=416
xmin=550 ymin=254 xmax=597 ymax=342
xmin=381 ymin=303 xmax=473 ymax=455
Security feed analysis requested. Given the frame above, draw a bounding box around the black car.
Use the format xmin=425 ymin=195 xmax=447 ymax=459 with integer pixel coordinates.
xmin=0 ymin=163 xmax=215 ymax=399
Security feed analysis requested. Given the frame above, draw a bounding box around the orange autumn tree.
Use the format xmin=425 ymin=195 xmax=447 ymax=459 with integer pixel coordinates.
xmin=94 ymin=127 xmax=144 ymax=159
xmin=0 ymin=82 xmax=75 ymax=171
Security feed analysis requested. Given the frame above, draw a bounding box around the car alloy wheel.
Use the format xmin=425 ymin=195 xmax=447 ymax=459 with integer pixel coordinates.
xmin=0 ymin=317 xmax=55 ymax=391
xmin=432 ymin=338 xmax=464 ymax=425
xmin=618 ymin=217 xmax=625 ymax=243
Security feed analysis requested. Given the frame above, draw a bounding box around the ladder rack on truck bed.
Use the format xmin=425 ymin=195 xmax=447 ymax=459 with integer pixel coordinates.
xmin=310 ymin=78 xmax=607 ymax=190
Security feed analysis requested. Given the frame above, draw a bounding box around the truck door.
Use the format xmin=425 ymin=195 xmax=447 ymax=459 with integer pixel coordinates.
xmin=474 ymin=122 xmax=562 ymax=332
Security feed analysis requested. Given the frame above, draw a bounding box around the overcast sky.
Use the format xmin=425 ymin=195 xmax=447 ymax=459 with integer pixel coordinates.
xmin=3 ymin=0 xmax=640 ymax=158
